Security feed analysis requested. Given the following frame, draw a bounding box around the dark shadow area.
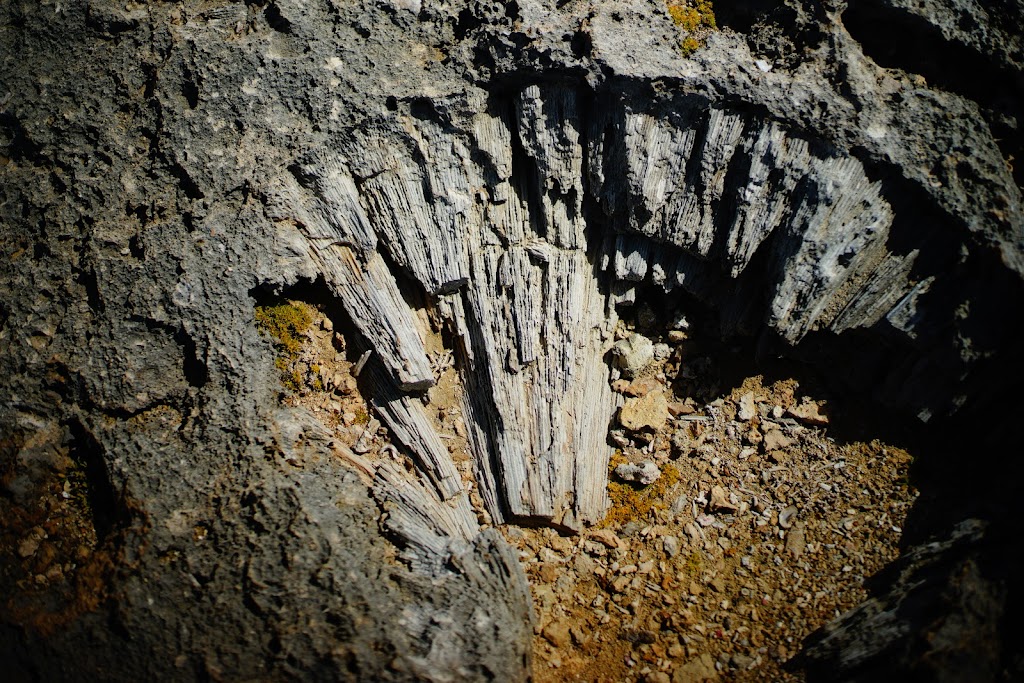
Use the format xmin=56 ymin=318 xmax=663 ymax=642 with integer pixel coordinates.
xmin=66 ymin=419 xmax=121 ymax=543
xmin=250 ymin=74 xmax=1023 ymax=679
xmin=175 ymin=326 xmax=209 ymax=388
xmin=713 ymin=0 xmax=792 ymax=34
xmin=715 ymin=0 xmax=827 ymax=67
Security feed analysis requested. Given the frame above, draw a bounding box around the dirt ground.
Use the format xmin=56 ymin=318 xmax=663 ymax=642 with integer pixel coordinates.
xmin=263 ymin=300 xmax=919 ymax=682
xmin=505 ymin=376 xmax=915 ymax=683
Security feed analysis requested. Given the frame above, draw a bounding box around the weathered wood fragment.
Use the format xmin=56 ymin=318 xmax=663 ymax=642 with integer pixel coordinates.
xmin=767 ymin=155 xmax=893 ymax=342
xmin=829 ymin=251 xmax=919 ymax=333
xmin=674 ymin=109 xmax=746 ymax=256
xmin=363 ymin=361 xmax=464 ymax=501
xmin=724 ymin=123 xmax=812 ymax=277
xmin=514 ymin=85 xmax=587 ymax=249
xmin=453 ymin=245 xmax=614 ymax=529
xmin=288 ymin=150 xmax=378 ymax=254
xmin=318 ymin=246 xmax=436 ymax=390
xmin=342 ymin=127 xmax=473 ymax=293
xmin=267 ymin=172 xmax=435 ymax=389
xmin=373 ymin=461 xmax=477 ymax=573
xmin=621 ymin=111 xmax=698 ymax=239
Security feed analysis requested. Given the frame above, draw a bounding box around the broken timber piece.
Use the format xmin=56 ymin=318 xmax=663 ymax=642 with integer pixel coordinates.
xmin=827 ymin=250 xmax=920 ymax=333
xmin=724 ymin=122 xmax=812 ymax=277
xmin=514 ymin=84 xmax=587 ymax=250
xmin=452 ymin=246 xmax=614 ymax=531
xmin=288 ymin=150 xmax=379 ymax=254
xmin=767 ymin=155 xmax=893 ymax=343
xmin=342 ymin=127 xmax=473 ymax=294
xmin=362 ymin=360 xmax=464 ymax=501
xmin=268 ymin=170 xmax=435 ymax=390
xmin=373 ymin=461 xmax=477 ymax=574
xmin=316 ymin=246 xmax=435 ymax=390
xmin=602 ymin=102 xmax=898 ymax=343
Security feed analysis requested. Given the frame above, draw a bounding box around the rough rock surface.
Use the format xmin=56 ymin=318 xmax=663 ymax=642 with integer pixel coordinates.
xmin=797 ymin=518 xmax=1023 ymax=682
xmin=2 ymin=0 xmax=1023 ymax=680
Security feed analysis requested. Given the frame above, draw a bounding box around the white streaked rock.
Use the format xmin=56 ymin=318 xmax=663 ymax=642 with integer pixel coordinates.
xmin=767 ymin=155 xmax=893 ymax=342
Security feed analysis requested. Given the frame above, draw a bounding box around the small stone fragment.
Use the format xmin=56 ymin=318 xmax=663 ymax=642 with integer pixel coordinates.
xmin=611 ymin=576 xmax=632 ymax=593
xmin=673 ymin=652 xmax=719 ymax=682
xmin=787 ymin=400 xmax=830 ymax=426
xmin=696 ymin=514 xmax=716 ymax=528
xmin=785 ymin=523 xmax=806 ymax=558
xmin=334 ymin=374 xmax=358 ymax=395
xmin=779 ymin=505 xmax=798 ymax=529
xmin=538 ymin=563 xmax=558 ymax=583
xmin=609 ymin=429 xmax=631 ymax=448
xmin=539 ymin=547 xmax=561 ymax=565
xmin=611 ymin=378 xmax=631 ymax=393
xmin=668 ymin=400 xmax=696 ymax=416
xmin=708 ymin=486 xmax=736 ymax=512
xmin=731 ymin=653 xmax=755 ymax=670
xmin=590 ymin=529 xmax=622 ymax=549
xmin=615 ymin=461 xmax=662 ymax=486
xmin=17 ymin=536 xmax=40 ymax=559
xmin=624 ymin=378 xmax=662 ymax=397
xmin=569 ymin=626 xmax=589 ymax=647
xmin=737 ymin=393 xmax=756 ymax=421
xmin=574 ymin=553 xmax=596 ymax=575
xmin=619 ymin=390 xmax=670 ymax=432
xmin=663 ymin=535 xmax=680 ymax=558
xmin=671 ymin=494 xmax=689 ymax=515
xmin=612 ymin=333 xmax=655 ymax=378
xmin=549 ymin=534 xmax=573 ymax=554
xmin=542 ymin=620 xmax=571 ymax=648
xmin=763 ymin=429 xmax=794 ymax=452
xmin=353 ymin=418 xmax=380 ymax=454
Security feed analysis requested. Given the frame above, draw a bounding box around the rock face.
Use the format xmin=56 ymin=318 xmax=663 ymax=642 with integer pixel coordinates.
xmin=797 ymin=519 xmax=1018 ymax=682
xmin=1 ymin=0 xmax=1022 ymax=680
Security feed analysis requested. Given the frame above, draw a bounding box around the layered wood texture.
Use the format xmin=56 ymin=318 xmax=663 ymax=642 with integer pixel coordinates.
xmin=265 ymin=84 xmax=923 ymax=548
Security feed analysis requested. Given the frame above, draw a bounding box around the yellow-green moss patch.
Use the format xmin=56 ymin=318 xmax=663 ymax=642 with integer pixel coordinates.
xmin=603 ymin=451 xmax=682 ymax=528
xmin=255 ymin=301 xmax=314 ymax=392
xmin=667 ymin=0 xmax=717 ymax=56
xmin=668 ymin=1 xmax=716 ymax=31
xmin=255 ymin=302 xmax=313 ymax=357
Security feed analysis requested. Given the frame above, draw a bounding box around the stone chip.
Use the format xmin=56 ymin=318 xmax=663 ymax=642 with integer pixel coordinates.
xmin=619 ymin=390 xmax=670 ymax=432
